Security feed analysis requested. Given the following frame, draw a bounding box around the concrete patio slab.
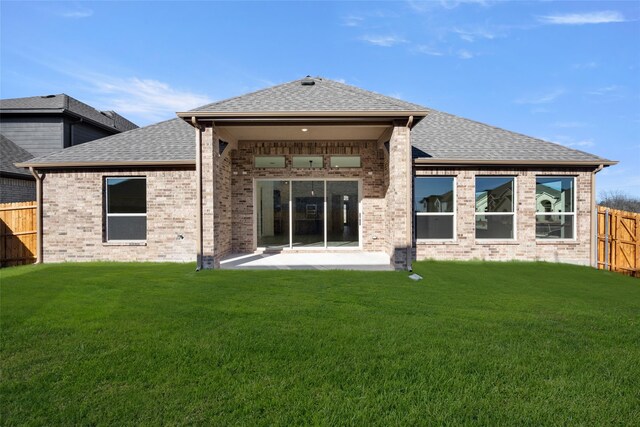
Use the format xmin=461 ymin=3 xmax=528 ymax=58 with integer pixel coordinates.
xmin=220 ymin=251 xmax=393 ymax=271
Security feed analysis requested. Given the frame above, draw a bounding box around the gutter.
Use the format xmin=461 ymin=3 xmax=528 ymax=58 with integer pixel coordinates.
xmin=29 ymin=167 xmax=44 ymax=264
xmin=192 ymin=117 xmax=204 ymax=271
xmin=177 ymin=110 xmax=429 ymax=119
xmin=414 ymin=159 xmax=618 ymax=167
xmin=16 ymin=160 xmax=195 ymax=169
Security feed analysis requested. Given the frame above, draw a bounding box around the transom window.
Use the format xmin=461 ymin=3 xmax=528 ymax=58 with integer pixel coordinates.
xmin=414 ymin=177 xmax=455 ymax=240
xmin=105 ymin=177 xmax=147 ymax=241
xmin=536 ymin=176 xmax=575 ymax=239
xmin=475 ymin=177 xmax=515 ymax=239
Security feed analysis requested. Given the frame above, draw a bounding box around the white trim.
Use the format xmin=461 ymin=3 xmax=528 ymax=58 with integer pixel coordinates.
xmin=474 ymin=175 xmax=516 ymax=241
xmin=105 ymin=176 xmax=147 ymax=242
xmin=535 ymin=176 xmax=577 ymax=241
xmin=414 ymin=176 xmax=457 ymax=241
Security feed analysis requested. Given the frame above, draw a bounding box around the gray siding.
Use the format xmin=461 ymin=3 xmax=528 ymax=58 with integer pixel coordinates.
xmin=69 ymin=121 xmax=112 ymax=147
xmin=0 ymin=116 xmax=63 ymax=157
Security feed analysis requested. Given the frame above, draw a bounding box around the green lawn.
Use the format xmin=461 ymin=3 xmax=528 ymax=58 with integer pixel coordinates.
xmin=1 ymin=262 xmax=638 ymax=425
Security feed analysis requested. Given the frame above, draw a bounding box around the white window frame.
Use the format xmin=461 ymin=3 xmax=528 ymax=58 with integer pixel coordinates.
xmin=535 ymin=175 xmax=576 ymax=240
xmin=414 ymin=176 xmax=457 ymax=241
xmin=474 ymin=176 xmax=517 ymax=241
xmin=105 ymin=176 xmax=147 ymax=242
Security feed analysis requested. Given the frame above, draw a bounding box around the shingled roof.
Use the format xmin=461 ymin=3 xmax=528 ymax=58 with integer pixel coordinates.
xmin=20 ymin=119 xmax=194 ymax=166
xmin=188 ymin=77 xmax=428 ymax=113
xmin=1 ymin=94 xmax=138 ymax=132
xmin=411 ymin=110 xmax=613 ymax=164
xmin=20 ymin=78 xmax=614 ymax=167
xmin=0 ymin=134 xmax=34 ymax=178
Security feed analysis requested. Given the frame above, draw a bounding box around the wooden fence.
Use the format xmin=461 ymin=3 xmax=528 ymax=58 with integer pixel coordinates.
xmin=0 ymin=201 xmax=37 ymax=267
xmin=597 ymin=206 xmax=639 ymax=277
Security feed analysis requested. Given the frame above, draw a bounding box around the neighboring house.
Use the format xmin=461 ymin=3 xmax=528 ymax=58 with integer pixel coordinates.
xmin=19 ymin=77 xmax=616 ymax=269
xmin=0 ymin=135 xmax=36 ymax=203
xmin=0 ymin=94 xmax=138 ymax=202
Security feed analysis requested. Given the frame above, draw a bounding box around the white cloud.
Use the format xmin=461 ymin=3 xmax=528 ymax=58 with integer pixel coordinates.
xmin=408 ymin=0 xmax=492 ymax=12
xmin=539 ymin=11 xmax=625 ymax=25
xmin=59 ymin=8 xmax=93 ymax=18
xmin=453 ymin=27 xmax=498 ymax=42
xmin=572 ymin=61 xmax=598 ymax=69
xmin=516 ymin=89 xmax=565 ymax=105
xmin=414 ymin=45 xmax=444 ymax=56
xmin=343 ymin=15 xmax=364 ymax=27
xmin=587 ymin=85 xmax=622 ymax=96
xmin=545 ymin=135 xmax=596 ymax=148
xmin=457 ymin=49 xmax=474 ymax=59
xmin=359 ymin=35 xmax=406 ymax=47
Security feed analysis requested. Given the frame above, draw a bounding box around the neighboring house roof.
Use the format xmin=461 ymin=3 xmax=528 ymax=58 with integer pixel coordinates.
xmin=411 ymin=110 xmax=613 ymax=165
xmin=0 ymin=94 xmax=138 ymax=132
xmin=19 ymin=118 xmax=194 ymax=167
xmin=0 ymin=134 xmax=34 ymax=178
xmin=188 ymin=77 xmax=428 ymax=114
xmin=19 ymin=78 xmax=615 ymax=168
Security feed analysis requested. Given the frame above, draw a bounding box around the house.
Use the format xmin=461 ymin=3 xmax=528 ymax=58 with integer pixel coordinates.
xmin=0 ymin=94 xmax=138 ymax=202
xmin=18 ymin=77 xmax=616 ymax=269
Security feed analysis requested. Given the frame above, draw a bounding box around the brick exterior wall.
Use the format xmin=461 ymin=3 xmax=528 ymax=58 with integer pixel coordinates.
xmin=0 ymin=177 xmax=36 ymax=203
xmin=41 ymin=168 xmax=196 ymax=263
xmin=414 ymin=167 xmax=595 ymax=266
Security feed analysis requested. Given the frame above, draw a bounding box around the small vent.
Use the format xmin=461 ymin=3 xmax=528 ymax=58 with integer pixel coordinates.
xmin=301 ymin=76 xmax=315 ymax=86
xmin=41 ymin=95 xmax=56 ymax=98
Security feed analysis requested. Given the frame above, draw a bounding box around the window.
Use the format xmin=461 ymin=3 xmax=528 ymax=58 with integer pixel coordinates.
xmin=536 ymin=176 xmax=575 ymax=239
xmin=414 ymin=177 xmax=455 ymax=239
xmin=330 ymin=156 xmax=361 ymax=168
xmin=292 ymin=156 xmax=323 ymax=168
xmin=255 ymin=156 xmax=285 ymax=168
xmin=106 ymin=177 xmax=147 ymax=241
xmin=475 ymin=177 xmax=515 ymax=239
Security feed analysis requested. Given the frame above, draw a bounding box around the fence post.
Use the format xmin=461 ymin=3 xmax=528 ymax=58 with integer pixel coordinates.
xmin=604 ymin=208 xmax=609 ymax=270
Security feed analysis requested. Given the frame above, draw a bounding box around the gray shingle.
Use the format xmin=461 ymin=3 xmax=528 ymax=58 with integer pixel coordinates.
xmin=191 ymin=77 xmax=428 ymax=113
xmin=411 ymin=110 xmax=611 ymax=163
xmin=0 ymin=134 xmax=34 ymax=177
xmin=22 ymin=119 xmax=194 ymax=165
xmin=1 ymin=94 xmax=138 ymax=132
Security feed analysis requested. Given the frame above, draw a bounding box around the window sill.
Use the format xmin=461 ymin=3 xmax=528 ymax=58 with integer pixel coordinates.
xmin=416 ymin=240 xmax=458 ymax=245
xmin=536 ymin=240 xmax=578 ymax=245
xmin=103 ymin=241 xmax=147 ymax=246
xmin=474 ymin=240 xmax=519 ymax=245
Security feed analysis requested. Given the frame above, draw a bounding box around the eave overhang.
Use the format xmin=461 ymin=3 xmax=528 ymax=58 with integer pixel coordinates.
xmin=413 ymin=158 xmax=618 ymax=167
xmin=16 ymin=160 xmax=195 ymax=169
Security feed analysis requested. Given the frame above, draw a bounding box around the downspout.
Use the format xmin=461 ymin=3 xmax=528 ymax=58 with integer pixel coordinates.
xmin=192 ymin=117 xmax=204 ymax=271
xmin=406 ymin=116 xmax=414 ymax=271
xmin=29 ymin=167 xmax=44 ymax=264
xmin=591 ymin=164 xmax=604 ymax=268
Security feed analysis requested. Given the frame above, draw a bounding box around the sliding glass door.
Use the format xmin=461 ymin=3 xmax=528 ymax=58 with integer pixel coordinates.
xmin=257 ymin=180 xmax=359 ymax=249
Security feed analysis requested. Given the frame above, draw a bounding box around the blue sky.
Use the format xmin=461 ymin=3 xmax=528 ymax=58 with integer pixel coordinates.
xmin=1 ymin=0 xmax=639 ymax=197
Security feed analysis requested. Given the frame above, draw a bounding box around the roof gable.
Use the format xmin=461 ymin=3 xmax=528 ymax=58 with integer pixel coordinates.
xmin=189 ymin=77 xmax=428 ymax=113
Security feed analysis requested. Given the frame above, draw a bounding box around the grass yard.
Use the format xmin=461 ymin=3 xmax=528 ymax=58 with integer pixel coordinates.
xmin=1 ymin=261 xmax=639 ymax=425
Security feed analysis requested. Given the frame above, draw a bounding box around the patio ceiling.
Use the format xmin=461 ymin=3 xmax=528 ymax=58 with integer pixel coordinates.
xmin=216 ymin=123 xmax=391 ymax=141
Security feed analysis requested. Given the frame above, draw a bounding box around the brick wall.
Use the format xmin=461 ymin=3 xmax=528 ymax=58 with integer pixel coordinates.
xmin=0 ymin=177 xmax=36 ymax=203
xmin=42 ymin=168 xmax=196 ymax=263
xmin=414 ymin=167 xmax=594 ymax=265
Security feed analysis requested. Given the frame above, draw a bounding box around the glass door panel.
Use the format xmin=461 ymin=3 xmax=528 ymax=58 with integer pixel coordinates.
xmin=292 ymin=181 xmax=324 ymax=247
xmin=327 ymin=181 xmax=359 ymax=247
xmin=256 ymin=181 xmax=290 ymax=248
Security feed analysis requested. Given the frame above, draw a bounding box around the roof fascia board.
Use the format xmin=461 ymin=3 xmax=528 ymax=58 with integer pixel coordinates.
xmin=17 ymin=160 xmax=195 ymax=169
xmin=178 ymin=110 xmax=429 ymax=119
xmin=413 ymin=159 xmax=618 ymax=167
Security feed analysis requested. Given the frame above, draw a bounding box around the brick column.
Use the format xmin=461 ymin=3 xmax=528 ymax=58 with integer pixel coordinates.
xmin=386 ymin=125 xmax=413 ymax=270
xmin=201 ymin=125 xmax=219 ymax=268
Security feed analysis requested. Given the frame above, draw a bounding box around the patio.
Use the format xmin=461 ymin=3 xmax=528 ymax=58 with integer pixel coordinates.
xmin=220 ymin=251 xmax=393 ymax=270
